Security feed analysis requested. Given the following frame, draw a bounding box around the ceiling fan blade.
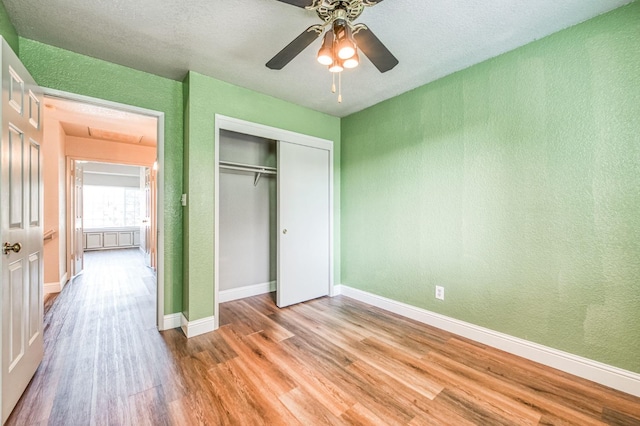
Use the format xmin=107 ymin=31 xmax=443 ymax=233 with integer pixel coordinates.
xmin=354 ymin=26 xmax=398 ymax=73
xmin=266 ymin=26 xmax=323 ymax=70
xmin=273 ymin=0 xmax=314 ymax=8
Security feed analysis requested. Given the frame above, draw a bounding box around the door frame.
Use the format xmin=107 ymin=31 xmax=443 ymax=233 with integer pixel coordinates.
xmin=213 ymin=114 xmax=334 ymax=330
xmin=68 ymin=159 xmax=84 ymax=278
xmin=44 ymin=88 xmax=166 ymax=330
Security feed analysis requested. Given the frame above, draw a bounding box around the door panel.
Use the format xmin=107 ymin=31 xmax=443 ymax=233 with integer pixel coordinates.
xmin=28 ymin=90 xmax=40 ymax=129
xmin=72 ymin=160 xmax=83 ymax=276
xmin=8 ymin=126 xmax=23 ymax=228
xmin=28 ymin=253 xmax=40 ymax=343
xmin=8 ymin=66 xmax=23 ymax=114
xmin=141 ymin=167 xmax=151 ymax=267
xmin=277 ymin=141 xmax=330 ymax=308
xmin=29 ymin=140 xmax=40 ymax=226
xmin=1 ymin=39 xmax=44 ymax=424
xmin=8 ymin=260 xmax=24 ymax=369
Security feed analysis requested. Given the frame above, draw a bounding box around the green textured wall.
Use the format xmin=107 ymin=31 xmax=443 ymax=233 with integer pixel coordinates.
xmin=0 ymin=1 xmax=18 ymax=54
xmin=183 ymin=71 xmax=340 ymax=320
xmin=341 ymin=2 xmax=640 ymax=373
xmin=19 ymin=38 xmax=184 ymax=315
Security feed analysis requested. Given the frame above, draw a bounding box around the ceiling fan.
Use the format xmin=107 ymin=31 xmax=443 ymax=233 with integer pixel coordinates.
xmin=266 ymin=0 xmax=399 ymax=74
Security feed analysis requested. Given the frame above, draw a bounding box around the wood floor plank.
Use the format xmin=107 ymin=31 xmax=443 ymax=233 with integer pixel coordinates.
xmin=222 ymin=356 xmax=303 ymax=425
xmin=247 ymin=331 xmax=358 ymax=417
xmin=232 ymin=300 xmax=294 ymax=342
xmin=425 ymin=349 xmax=609 ymax=425
xmin=421 ymin=352 xmax=544 ymax=425
xmin=344 ymin=358 xmax=487 ymax=426
xmin=267 ymin=311 xmax=356 ymax=368
xmin=279 ymin=339 xmax=420 ymax=425
xmin=435 ymin=387 xmax=529 ymax=426
xmin=6 ymin=250 xmax=640 ymax=425
xmin=217 ymin=324 xmax=298 ymax=396
xmin=444 ymin=337 xmax=615 ymax=412
xmin=278 ymin=387 xmax=347 ymax=425
xmin=444 ymin=336 xmax=640 ymax=424
xmin=280 ymin=305 xmax=445 ymax=401
xmin=600 ymin=407 xmax=640 ymax=426
xmin=128 ymin=385 xmax=172 ymax=426
xmin=341 ymin=402 xmax=390 ymax=425
xmin=205 ymin=359 xmax=282 ymax=425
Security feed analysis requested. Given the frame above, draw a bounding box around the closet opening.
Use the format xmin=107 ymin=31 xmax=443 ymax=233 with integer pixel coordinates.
xmin=218 ymin=130 xmax=278 ymax=326
xmin=213 ymin=115 xmax=334 ymax=331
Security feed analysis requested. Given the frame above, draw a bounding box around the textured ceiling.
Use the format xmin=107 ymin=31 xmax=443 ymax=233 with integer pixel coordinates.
xmin=4 ymin=0 xmax=633 ymax=117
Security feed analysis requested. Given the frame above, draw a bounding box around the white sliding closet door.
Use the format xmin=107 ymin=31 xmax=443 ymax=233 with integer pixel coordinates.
xmin=277 ymin=140 xmax=330 ymax=308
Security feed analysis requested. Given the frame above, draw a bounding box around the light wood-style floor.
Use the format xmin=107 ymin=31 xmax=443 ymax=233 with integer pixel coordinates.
xmin=7 ymin=249 xmax=640 ymax=425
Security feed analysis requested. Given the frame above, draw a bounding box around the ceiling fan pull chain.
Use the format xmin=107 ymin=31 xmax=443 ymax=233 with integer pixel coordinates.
xmin=338 ymin=71 xmax=343 ymax=103
xmin=332 ymin=72 xmax=336 ymax=93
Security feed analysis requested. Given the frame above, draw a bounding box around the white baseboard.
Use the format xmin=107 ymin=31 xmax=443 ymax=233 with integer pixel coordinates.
xmin=181 ymin=314 xmax=215 ymax=338
xmin=336 ymin=284 xmax=640 ymax=398
xmin=44 ymin=273 xmax=70 ymax=294
xmin=161 ymin=313 xmax=182 ymax=331
xmin=218 ymin=281 xmax=276 ymax=303
xmin=44 ymin=282 xmax=60 ymax=294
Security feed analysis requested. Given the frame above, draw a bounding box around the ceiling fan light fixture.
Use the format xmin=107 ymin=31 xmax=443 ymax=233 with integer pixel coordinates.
xmin=328 ymin=58 xmax=344 ymax=73
xmin=317 ymin=31 xmax=334 ymax=66
xmin=343 ymin=50 xmax=359 ymax=69
xmin=337 ymin=42 xmax=356 ymax=60
xmin=333 ymin=19 xmax=356 ymax=60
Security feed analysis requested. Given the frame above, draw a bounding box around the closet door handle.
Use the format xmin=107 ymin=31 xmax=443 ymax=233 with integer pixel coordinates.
xmin=282 ymin=229 xmax=288 ymax=235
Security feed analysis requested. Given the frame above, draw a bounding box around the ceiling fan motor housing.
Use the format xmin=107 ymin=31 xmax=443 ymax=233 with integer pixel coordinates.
xmin=313 ymin=0 xmax=367 ymax=23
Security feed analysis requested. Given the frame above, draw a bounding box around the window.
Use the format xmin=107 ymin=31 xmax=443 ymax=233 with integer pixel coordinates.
xmin=83 ymin=185 xmax=142 ymax=228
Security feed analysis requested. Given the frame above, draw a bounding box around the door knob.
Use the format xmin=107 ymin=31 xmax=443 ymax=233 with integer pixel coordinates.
xmin=3 ymin=242 xmax=22 ymax=255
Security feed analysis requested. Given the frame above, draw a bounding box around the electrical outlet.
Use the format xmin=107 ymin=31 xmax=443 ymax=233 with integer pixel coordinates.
xmin=435 ymin=286 xmax=445 ymax=301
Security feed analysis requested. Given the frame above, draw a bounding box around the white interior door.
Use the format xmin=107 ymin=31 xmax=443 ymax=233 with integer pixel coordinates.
xmin=71 ymin=160 xmax=83 ymax=276
xmin=277 ymin=140 xmax=330 ymax=308
xmin=141 ymin=167 xmax=151 ymax=267
xmin=0 ymin=39 xmax=44 ymax=424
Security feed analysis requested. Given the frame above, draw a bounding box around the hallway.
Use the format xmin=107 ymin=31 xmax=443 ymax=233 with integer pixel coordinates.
xmin=7 ymin=249 xmax=167 ymax=425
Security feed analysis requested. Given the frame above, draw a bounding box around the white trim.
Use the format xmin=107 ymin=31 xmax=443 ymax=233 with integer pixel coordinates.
xmin=328 ymin=142 xmax=335 ymax=300
xmin=44 ymin=282 xmax=61 ymax=294
xmin=339 ymin=285 xmax=640 ymax=398
xmin=213 ymin=114 xmax=335 ymax=331
xmin=215 ymin=115 xmax=333 ymax=151
xmin=162 ymin=313 xmax=182 ymax=330
xmin=218 ymin=281 xmax=276 ymax=303
xmin=60 ymin=272 xmax=68 ymax=290
xmin=43 ymin=272 xmax=69 ymax=294
xmin=181 ymin=314 xmax=215 ymax=338
xmin=43 ymin=88 xmax=165 ymax=332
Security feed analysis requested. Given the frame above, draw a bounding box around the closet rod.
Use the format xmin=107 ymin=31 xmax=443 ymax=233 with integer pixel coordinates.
xmin=219 ymin=164 xmax=277 ymax=175
xmin=219 ymin=160 xmax=276 ymax=173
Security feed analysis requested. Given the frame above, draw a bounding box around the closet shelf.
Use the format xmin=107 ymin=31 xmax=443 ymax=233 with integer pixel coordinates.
xmin=219 ymin=160 xmax=277 ymax=186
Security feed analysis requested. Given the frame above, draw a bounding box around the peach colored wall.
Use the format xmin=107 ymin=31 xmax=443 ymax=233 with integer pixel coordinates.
xmin=42 ymin=134 xmax=156 ymax=287
xmin=43 ymin=117 xmax=66 ymax=285
xmin=65 ymin=137 xmax=155 ymax=166
xmin=43 ymin=127 xmax=156 ymax=292
xmin=58 ymin=129 xmax=67 ymax=279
